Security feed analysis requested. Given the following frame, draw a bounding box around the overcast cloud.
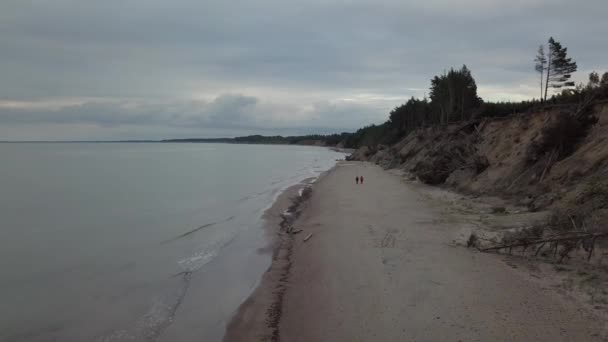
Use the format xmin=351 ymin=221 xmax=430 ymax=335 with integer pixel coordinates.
xmin=1 ymin=0 xmax=607 ymax=140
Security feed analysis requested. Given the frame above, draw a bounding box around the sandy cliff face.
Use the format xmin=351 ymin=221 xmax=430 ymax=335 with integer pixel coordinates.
xmin=353 ymin=102 xmax=608 ymax=213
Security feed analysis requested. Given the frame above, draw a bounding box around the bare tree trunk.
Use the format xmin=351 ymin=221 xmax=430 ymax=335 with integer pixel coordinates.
xmin=544 ymin=51 xmax=551 ymax=102
xmin=461 ymin=89 xmax=465 ymax=121
xmin=446 ymin=77 xmax=454 ymax=125
xmin=540 ymin=67 xmax=544 ymax=102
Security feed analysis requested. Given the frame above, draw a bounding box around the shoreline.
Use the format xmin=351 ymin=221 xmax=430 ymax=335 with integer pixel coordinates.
xmin=223 ymin=161 xmax=605 ymax=341
xmin=156 ymin=171 xmax=330 ymax=342
xmin=223 ymin=168 xmax=332 ymax=342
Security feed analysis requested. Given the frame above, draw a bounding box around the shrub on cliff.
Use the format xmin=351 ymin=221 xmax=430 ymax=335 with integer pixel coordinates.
xmin=410 ymin=127 xmax=486 ymax=185
xmin=527 ymin=111 xmax=597 ymax=163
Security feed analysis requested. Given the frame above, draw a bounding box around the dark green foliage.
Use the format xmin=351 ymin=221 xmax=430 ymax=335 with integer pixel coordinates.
xmin=343 ymin=123 xmax=396 ymax=148
xmin=429 ymin=65 xmax=481 ymax=124
xmin=527 ymin=112 xmax=598 ymax=162
xmin=601 ymin=72 xmax=608 ymax=88
xmin=547 ymin=70 xmax=608 ymax=104
xmin=385 ymin=65 xmax=481 ymax=142
xmin=477 ymin=100 xmax=541 ymax=118
xmin=593 ymin=71 xmax=608 ymax=98
xmin=602 ymin=72 xmax=608 ymax=98
xmin=388 ymin=97 xmax=432 ymax=136
xmin=589 ymin=72 xmax=600 ymax=87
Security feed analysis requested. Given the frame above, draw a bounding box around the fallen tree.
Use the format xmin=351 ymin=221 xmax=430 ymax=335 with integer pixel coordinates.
xmin=477 ymin=231 xmax=608 ymax=263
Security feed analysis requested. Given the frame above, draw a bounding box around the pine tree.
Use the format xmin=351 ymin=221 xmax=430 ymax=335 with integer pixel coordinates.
xmin=601 ymin=72 xmax=608 ymax=88
xmin=429 ymin=65 xmax=480 ymax=124
xmin=588 ymin=72 xmax=600 ymax=88
xmin=544 ymin=37 xmax=577 ymax=101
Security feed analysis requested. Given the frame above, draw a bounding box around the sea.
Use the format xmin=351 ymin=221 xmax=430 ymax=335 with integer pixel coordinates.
xmin=0 ymin=142 xmax=345 ymax=342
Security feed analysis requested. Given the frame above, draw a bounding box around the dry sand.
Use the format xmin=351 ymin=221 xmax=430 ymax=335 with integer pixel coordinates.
xmin=225 ymin=161 xmax=606 ymax=342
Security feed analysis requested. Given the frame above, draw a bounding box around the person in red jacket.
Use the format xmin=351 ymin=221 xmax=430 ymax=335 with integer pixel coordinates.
xmin=360 ymin=175 xmax=364 ymax=184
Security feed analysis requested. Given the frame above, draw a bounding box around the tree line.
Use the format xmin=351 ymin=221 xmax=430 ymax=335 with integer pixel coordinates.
xmin=345 ymin=37 xmax=608 ymax=149
xmin=166 ymin=37 xmax=605 ymax=150
xmin=345 ymin=65 xmax=493 ymax=148
xmin=163 ymin=133 xmax=352 ymax=146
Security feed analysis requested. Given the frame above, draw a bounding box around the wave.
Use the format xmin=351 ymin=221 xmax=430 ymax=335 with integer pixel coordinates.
xmin=97 ymin=232 xmax=239 ymax=342
xmin=95 ymin=273 xmax=192 ymax=342
xmin=160 ymin=216 xmax=235 ymax=245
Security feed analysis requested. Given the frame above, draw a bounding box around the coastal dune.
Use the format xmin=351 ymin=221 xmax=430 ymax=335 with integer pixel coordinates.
xmin=225 ymin=161 xmax=604 ymax=341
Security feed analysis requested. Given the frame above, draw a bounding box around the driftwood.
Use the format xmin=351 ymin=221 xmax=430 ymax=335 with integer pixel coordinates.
xmin=534 ymin=242 xmax=546 ymax=256
xmin=568 ymin=216 xmax=578 ymax=230
xmin=506 ymin=166 xmax=534 ymax=190
xmin=539 ymin=149 xmax=557 ymax=183
xmin=480 ymin=232 xmax=608 ymax=252
xmin=587 ymin=237 xmax=597 ymax=261
xmin=480 ymin=232 xmax=608 ymax=262
xmin=303 ymin=233 xmax=313 ymax=242
xmin=285 ymin=225 xmax=303 ymax=235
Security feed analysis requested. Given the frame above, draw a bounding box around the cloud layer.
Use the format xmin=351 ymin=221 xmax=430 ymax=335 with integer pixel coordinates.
xmin=1 ymin=0 xmax=607 ymax=139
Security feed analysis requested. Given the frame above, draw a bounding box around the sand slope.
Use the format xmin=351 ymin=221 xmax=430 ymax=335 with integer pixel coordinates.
xmin=226 ymin=161 xmax=605 ymax=341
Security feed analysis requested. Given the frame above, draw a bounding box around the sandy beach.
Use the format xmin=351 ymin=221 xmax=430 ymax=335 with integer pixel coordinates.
xmin=224 ymin=161 xmax=605 ymax=342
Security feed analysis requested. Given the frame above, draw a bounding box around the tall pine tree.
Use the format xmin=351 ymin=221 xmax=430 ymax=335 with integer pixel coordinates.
xmin=429 ymin=65 xmax=480 ymax=124
xmin=543 ymin=37 xmax=577 ymax=101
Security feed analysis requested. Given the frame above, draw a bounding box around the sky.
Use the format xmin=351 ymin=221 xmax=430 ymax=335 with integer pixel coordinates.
xmin=1 ymin=0 xmax=607 ymax=140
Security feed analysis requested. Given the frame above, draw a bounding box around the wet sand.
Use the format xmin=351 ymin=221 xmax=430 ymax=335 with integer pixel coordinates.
xmin=224 ymin=161 xmax=606 ymax=341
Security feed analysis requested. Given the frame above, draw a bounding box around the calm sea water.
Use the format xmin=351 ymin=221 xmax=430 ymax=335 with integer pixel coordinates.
xmin=0 ymin=143 xmax=344 ymax=342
